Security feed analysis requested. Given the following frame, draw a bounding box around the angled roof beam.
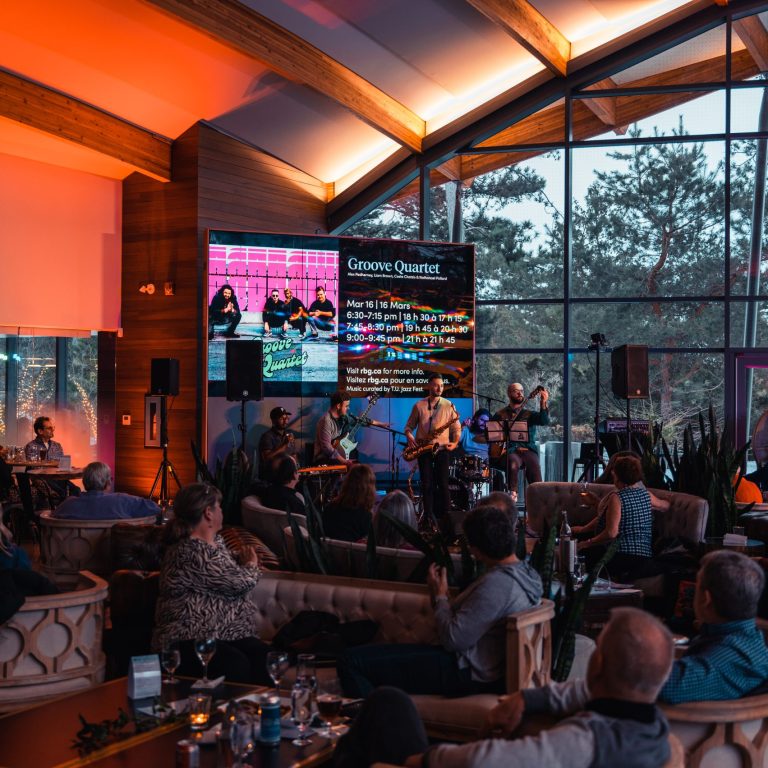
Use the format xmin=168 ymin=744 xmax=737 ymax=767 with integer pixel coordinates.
xmin=465 ymin=0 xmax=570 ymax=76
xmin=582 ymin=77 xmax=628 ymax=135
xmin=142 ymin=0 xmax=424 ymax=152
xmin=734 ymin=14 xmax=768 ymax=72
xmin=0 ymin=68 xmax=171 ymax=181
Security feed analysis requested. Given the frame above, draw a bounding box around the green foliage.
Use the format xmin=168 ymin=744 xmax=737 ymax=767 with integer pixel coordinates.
xmin=190 ymin=441 xmax=251 ymax=525
xmin=665 ymin=405 xmax=751 ymax=536
xmin=530 ymin=523 xmax=618 ymax=682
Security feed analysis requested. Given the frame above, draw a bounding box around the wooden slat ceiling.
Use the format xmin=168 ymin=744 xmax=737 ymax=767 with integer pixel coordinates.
xmin=0 ymin=0 xmax=760 ymax=209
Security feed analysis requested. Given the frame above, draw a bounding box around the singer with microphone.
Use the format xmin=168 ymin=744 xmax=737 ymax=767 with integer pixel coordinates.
xmin=404 ymin=373 xmax=461 ymax=538
xmin=492 ymin=382 xmax=550 ymax=492
xmin=258 ymin=406 xmax=299 ymax=479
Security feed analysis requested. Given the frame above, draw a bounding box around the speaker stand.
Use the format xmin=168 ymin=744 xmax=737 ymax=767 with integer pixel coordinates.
xmin=577 ymin=339 xmax=607 ymax=483
xmin=149 ymin=395 xmax=182 ymax=507
xmin=238 ymin=399 xmax=248 ymax=453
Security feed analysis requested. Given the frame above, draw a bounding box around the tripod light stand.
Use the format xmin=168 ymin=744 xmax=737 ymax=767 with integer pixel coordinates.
xmin=149 ymin=394 xmax=182 ymax=506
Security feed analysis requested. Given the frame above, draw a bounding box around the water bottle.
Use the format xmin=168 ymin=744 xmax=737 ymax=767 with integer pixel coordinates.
xmin=558 ymin=510 xmax=576 ymax=576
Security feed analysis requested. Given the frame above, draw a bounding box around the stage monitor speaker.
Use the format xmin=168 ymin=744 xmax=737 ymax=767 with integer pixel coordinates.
xmin=226 ymin=340 xmax=263 ymax=401
xmin=150 ymin=358 xmax=179 ymax=396
xmin=611 ymin=344 xmax=649 ymax=399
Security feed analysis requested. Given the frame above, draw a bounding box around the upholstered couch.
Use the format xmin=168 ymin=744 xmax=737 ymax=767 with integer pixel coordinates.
xmin=39 ymin=510 xmax=158 ymax=588
xmin=525 ymin=482 xmax=708 ymax=545
xmin=241 ymin=494 xmax=307 ymax=560
xmin=527 ymin=482 xmax=707 ymax=600
xmin=0 ymin=570 xmax=107 ymax=712
xmin=247 ymin=571 xmax=554 ymax=740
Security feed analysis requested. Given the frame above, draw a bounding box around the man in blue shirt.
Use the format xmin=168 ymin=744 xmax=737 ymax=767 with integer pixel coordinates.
xmin=659 ymin=549 xmax=768 ymax=704
xmin=53 ymin=462 xmax=158 ymax=520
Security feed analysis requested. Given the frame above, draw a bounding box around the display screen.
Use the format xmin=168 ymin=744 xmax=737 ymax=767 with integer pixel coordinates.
xmin=207 ymin=231 xmax=474 ymax=398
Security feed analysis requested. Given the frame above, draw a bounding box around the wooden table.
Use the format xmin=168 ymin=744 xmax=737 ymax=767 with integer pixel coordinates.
xmin=10 ymin=463 xmax=83 ymax=528
xmin=0 ymin=678 xmax=335 ymax=768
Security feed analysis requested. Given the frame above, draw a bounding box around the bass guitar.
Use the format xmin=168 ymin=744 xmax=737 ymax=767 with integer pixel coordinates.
xmin=333 ymin=392 xmax=382 ymax=458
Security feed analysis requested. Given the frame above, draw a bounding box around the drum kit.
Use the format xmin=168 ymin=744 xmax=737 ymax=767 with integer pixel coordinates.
xmin=407 ymin=454 xmax=492 ymax=517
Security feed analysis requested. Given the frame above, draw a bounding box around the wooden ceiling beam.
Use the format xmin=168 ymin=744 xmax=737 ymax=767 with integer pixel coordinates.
xmin=407 ymin=48 xmax=758 ymax=191
xmin=734 ymin=15 xmax=768 ymax=72
xmin=142 ymin=0 xmax=424 ymax=152
xmin=465 ymin=0 xmax=571 ymax=76
xmin=0 ymin=68 xmax=171 ymax=181
xmin=583 ymin=77 xmax=628 ymax=134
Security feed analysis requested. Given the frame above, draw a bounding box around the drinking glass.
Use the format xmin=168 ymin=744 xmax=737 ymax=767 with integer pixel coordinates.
xmin=296 ymin=653 xmax=316 ymax=685
xmin=194 ymin=637 xmax=217 ymax=684
xmin=291 ymin=681 xmax=313 ymax=747
xmin=230 ymin=709 xmax=255 ymax=767
xmin=315 ymin=678 xmax=343 ymax=738
xmin=266 ymin=650 xmax=290 ymax=698
xmin=188 ymin=693 xmax=212 ymax=730
xmin=160 ymin=645 xmax=181 ymax=684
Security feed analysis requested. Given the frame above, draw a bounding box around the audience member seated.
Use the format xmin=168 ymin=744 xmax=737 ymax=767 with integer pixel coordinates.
xmin=24 ymin=415 xmax=80 ymax=500
xmin=592 ymin=450 xmax=670 ymax=512
xmin=52 ymin=462 xmax=158 ymax=520
xmin=659 ymin=550 xmax=768 ymax=704
xmin=259 ymin=455 xmax=306 ymax=518
xmin=475 ymin=491 xmax=518 ymax=519
xmin=389 ymin=607 xmax=674 ymax=768
xmin=373 ymin=489 xmax=418 ymax=548
xmin=337 ymin=505 xmax=542 ymax=698
xmin=322 ymin=463 xmax=376 ymax=542
xmin=152 ymin=483 xmax=271 ymax=685
xmin=0 ymin=520 xmax=30 ymax=570
xmin=573 ymin=455 xmax=655 ymax=580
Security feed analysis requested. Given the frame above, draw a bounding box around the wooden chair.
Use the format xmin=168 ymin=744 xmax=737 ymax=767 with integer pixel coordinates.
xmin=39 ymin=511 xmax=158 ymax=588
xmin=0 ymin=571 xmax=107 ymax=713
xmin=662 ymin=696 xmax=768 ymax=768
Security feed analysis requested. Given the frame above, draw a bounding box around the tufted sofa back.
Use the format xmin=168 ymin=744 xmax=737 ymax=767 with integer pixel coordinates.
xmin=251 ymin=571 xmax=440 ymax=645
xmin=526 ymin=482 xmax=708 ymax=544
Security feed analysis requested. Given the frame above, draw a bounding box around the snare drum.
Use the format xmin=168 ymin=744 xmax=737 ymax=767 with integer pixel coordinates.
xmin=460 ymin=455 xmax=488 ymax=480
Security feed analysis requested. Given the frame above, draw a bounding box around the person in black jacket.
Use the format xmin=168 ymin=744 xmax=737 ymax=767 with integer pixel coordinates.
xmin=208 ymin=284 xmax=242 ymax=339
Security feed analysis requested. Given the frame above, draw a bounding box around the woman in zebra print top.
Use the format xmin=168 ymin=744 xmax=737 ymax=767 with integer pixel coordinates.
xmin=152 ymin=483 xmax=271 ymax=684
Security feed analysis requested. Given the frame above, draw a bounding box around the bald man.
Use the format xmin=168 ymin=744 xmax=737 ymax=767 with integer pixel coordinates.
xmin=400 ymin=607 xmax=673 ymax=768
xmin=491 ymin=382 xmax=549 ymax=491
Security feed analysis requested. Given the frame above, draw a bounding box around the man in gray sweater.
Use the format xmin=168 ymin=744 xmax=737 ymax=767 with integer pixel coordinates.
xmin=337 ymin=505 xmax=543 ymax=697
xmin=404 ymin=606 xmax=674 ymax=768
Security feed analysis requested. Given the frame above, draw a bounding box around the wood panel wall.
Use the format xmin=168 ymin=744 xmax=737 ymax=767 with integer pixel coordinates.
xmin=116 ymin=123 xmax=326 ymax=495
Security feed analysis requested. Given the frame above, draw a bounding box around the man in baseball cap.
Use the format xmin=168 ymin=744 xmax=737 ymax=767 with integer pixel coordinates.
xmin=259 ymin=406 xmax=299 ymax=479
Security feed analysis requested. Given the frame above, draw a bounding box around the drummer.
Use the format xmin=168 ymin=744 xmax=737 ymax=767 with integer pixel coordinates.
xmin=457 ymin=408 xmax=490 ymax=460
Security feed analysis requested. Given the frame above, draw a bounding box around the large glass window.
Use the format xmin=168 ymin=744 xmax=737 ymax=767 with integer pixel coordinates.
xmin=339 ymin=13 xmax=768 ymax=476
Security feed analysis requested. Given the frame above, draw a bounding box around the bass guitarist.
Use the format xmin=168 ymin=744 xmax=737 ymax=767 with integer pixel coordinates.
xmin=313 ymin=391 xmax=388 ymax=467
xmin=404 ymin=373 xmax=461 ymax=538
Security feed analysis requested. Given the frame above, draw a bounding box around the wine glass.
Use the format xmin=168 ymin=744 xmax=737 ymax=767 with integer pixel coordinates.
xmin=160 ymin=644 xmax=181 ymax=684
xmin=266 ymin=650 xmax=290 ymax=698
xmin=230 ymin=709 xmax=255 ymax=768
xmin=194 ymin=637 xmax=217 ymax=684
xmin=291 ymin=680 xmax=313 ymax=747
xmin=315 ymin=678 xmax=343 ymax=738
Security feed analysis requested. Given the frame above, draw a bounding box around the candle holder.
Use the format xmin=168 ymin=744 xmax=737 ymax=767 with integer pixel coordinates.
xmin=188 ymin=693 xmax=212 ymax=731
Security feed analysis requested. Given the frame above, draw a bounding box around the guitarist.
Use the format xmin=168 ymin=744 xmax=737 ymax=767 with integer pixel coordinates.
xmin=313 ymin=391 xmax=388 ymax=467
xmin=283 ymin=287 xmax=308 ymax=338
xmin=491 ymin=382 xmax=550 ymax=492
xmin=404 ymin=373 xmax=460 ymax=538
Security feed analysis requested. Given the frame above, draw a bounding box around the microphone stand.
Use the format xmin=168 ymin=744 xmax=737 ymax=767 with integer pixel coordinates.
xmin=366 ymin=424 xmax=406 ymax=491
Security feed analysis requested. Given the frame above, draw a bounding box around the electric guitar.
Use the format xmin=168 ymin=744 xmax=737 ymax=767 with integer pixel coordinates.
xmin=333 ymin=392 xmax=382 ymax=458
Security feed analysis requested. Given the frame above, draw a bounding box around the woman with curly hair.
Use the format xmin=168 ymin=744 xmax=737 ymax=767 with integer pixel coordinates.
xmin=322 ymin=464 xmax=377 ymax=542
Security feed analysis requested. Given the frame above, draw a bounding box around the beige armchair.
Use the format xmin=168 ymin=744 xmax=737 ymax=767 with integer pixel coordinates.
xmin=0 ymin=571 xmax=107 ymax=713
xmin=662 ymin=696 xmax=768 ymax=768
xmin=241 ymin=494 xmax=306 ymax=558
xmin=39 ymin=510 xmax=158 ymax=588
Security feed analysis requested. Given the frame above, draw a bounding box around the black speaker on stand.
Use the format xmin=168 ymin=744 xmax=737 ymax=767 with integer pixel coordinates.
xmin=611 ymin=345 xmax=649 ymax=450
xmin=148 ymin=358 xmax=182 ymax=506
xmin=226 ymin=340 xmax=263 ymax=452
